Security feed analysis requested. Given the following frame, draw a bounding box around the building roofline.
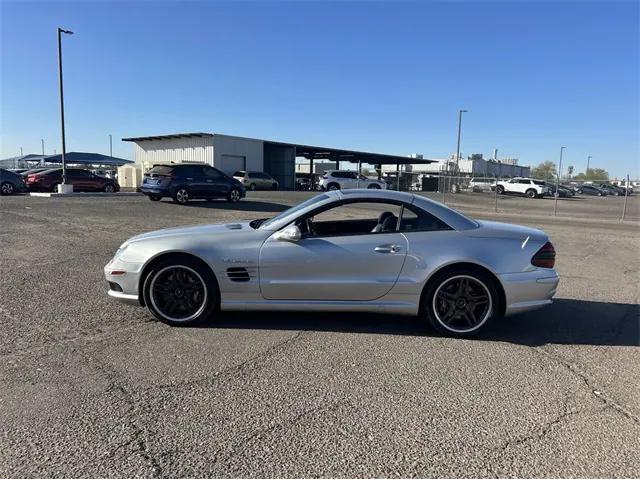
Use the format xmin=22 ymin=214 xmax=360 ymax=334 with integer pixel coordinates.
xmin=122 ymin=132 xmax=214 ymax=142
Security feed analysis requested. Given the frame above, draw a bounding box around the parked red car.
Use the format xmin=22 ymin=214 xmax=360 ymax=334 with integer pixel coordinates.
xmin=25 ymin=168 xmax=120 ymax=193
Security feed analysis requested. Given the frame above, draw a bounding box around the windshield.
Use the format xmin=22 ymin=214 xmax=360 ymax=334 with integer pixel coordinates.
xmin=259 ymin=194 xmax=330 ymax=229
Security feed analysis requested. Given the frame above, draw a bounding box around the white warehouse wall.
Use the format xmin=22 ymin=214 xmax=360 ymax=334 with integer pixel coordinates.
xmin=213 ymin=135 xmax=264 ymax=175
xmin=134 ymin=136 xmax=214 ymax=171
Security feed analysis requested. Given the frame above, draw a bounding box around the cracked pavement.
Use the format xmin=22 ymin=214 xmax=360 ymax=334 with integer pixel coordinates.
xmin=1 ymin=192 xmax=638 ymax=478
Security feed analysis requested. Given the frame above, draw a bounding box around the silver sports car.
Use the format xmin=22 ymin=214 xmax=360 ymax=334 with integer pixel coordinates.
xmin=104 ymin=190 xmax=559 ymax=337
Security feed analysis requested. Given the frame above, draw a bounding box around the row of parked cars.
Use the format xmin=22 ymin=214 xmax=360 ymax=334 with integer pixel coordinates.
xmin=0 ymin=167 xmax=120 ymax=195
xmin=466 ymin=177 xmax=633 ymax=198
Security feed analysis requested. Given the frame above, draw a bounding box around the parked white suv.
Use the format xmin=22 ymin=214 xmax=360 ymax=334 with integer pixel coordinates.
xmin=467 ymin=177 xmax=497 ymax=192
xmin=496 ymin=178 xmax=550 ymax=198
xmin=319 ymin=170 xmax=387 ymax=191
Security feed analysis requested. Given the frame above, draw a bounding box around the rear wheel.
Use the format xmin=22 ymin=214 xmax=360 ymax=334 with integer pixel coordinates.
xmin=148 ymin=194 xmax=161 ymax=201
xmin=327 ymin=183 xmax=340 ymax=191
xmin=249 ymin=183 xmax=257 ymax=191
xmin=525 ymin=188 xmax=537 ymax=198
xmin=227 ymin=187 xmax=241 ymax=203
xmin=143 ymin=257 xmax=218 ymax=326
xmin=173 ymin=188 xmax=189 ymax=204
xmin=0 ymin=182 xmax=15 ymax=195
xmin=103 ymin=183 xmax=116 ymax=193
xmin=422 ymin=268 xmax=499 ymax=337
xmin=271 ymin=182 xmax=278 ymax=190
xmin=368 ymin=183 xmax=381 ymax=189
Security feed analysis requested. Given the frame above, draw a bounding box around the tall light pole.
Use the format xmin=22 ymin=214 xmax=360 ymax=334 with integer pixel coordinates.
xmin=57 ymin=27 xmax=73 ymax=187
xmin=41 ymin=139 xmax=45 ymax=155
xmin=554 ymin=146 xmax=565 ymax=216
xmin=586 ymin=155 xmax=592 ymax=178
xmin=109 ymin=134 xmax=113 ymax=158
xmin=454 ymin=109 xmax=468 ymax=172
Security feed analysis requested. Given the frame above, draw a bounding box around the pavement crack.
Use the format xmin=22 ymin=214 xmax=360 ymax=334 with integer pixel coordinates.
xmin=533 ymin=346 xmax=639 ymax=425
xmin=151 ymin=330 xmax=306 ymax=392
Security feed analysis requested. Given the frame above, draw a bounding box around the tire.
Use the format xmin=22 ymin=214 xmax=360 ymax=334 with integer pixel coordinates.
xmin=496 ymin=185 xmax=505 ymax=194
xmin=421 ymin=268 xmax=499 ymax=337
xmin=148 ymin=194 xmax=161 ymax=202
xmin=173 ymin=187 xmax=189 ymax=204
xmin=577 ymin=189 xmax=583 ymax=194
xmin=103 ymin=183 xmax=116 ymax=193
xmin=367 ymin=184 xmax=381 ymax=189
xmin=143 ymin=257 xmax=218 ymax=326
xmin=249 ymin=183 xmax=257 ymax=191
xmin=327 ymin=183 xmax=340 ymax=191
xmin=525 ymin=188 xmax=537 ymax=198
xmin=227 ymin=187 xmax=241 ymax=203
xmin=0 ymin=182 xmax=15 ymax=195
xmin=51 ymin=183 xmax=60 ymax=193
xmin=597 ymin=192 xmax=602 ymax=196
xmin=271 ymin=183 xmax=278 ymax=190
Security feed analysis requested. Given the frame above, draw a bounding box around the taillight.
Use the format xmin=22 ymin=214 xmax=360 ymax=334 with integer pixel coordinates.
xmin=532 ymin=242 xmax=555 ymax=268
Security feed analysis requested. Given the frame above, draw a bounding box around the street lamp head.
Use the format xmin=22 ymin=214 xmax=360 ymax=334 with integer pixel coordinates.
xmin=59 ymin=28 xmax=74 ymax=35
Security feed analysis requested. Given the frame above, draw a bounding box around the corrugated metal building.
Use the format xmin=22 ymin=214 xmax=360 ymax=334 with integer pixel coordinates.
xmin=122 ymin=132 xmax=436 ymax=190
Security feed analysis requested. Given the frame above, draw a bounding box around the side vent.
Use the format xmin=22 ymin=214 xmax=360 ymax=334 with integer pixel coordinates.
xmin=226 ymin=224 xmax=243 ymax=230
xmin=227 ymin=267 xmax=251 ymax=282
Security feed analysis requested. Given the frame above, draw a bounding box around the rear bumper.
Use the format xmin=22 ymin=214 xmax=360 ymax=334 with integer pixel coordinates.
xmin=499 ymin=269 xmax=559 ymax=316
xmin=140 ymin=186 xmax=171 ymax=197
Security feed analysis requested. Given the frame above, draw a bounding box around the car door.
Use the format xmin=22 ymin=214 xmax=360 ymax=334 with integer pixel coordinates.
xmin=202 ymin=166 xmax=231 ymax=197
xmin=259 ymin=200 xmax=408 ymax=301
xmin=67 ymin=170 xmax=92 ymax=191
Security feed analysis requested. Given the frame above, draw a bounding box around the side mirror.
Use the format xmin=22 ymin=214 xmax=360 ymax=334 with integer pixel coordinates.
xmin=274 ymin=224 xmax=301 ymax=242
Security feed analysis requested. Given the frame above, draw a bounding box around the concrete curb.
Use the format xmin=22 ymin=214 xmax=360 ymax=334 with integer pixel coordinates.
xmin=29 ymin=192 xmax=143 ymax=198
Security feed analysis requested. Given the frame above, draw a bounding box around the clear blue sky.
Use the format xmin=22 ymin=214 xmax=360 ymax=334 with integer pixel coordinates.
xmin=1 ymin=1 xmax=638 ymax=178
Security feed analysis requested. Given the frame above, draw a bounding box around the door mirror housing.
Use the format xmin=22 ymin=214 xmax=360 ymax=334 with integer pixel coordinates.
xmin=274 ymin=224 xmax=301 ymax=242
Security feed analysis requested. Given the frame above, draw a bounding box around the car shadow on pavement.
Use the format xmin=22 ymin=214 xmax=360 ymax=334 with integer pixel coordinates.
xmin=206 ymin=299 xmax=639 ymax=347
xmin=162 ymin=200 xmax=291 ymax=212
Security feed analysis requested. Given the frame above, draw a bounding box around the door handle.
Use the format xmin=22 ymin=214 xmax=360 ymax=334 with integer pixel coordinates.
xmin=186 ymin=178 xmax=193 ymax=180
xmin=374 ymin=244 xmax=402 ymax=254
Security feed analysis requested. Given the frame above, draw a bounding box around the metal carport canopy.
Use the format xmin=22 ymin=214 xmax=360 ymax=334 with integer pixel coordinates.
xmin=266 ymin=141 xmax=437 ymax=166
xmin=42 ymin=152 xmax=133 ymax=166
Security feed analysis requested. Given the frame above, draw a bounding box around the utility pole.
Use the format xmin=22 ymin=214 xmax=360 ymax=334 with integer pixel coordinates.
xmin=57 ymin=27 xmax=74 ymax=188
xmin=454 ymin=109 xmax=468 ymax=172
xmin=586 ymin=155 xmax=592 ymax=178
xmin=554 ymin=146 xmax=565 ymax=216
xmin=41 ymin=139 xmax=45 ymax=155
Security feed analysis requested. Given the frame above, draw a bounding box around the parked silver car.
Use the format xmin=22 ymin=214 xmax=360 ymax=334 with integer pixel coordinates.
xmin=233 ymin=171 xmax=278 ymax=191
xmin=105 ymin=190 xmax=559 ymax=337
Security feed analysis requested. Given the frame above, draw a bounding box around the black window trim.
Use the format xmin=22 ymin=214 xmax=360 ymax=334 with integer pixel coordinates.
xmin=282 ymin=197 xmax=453 ymax=239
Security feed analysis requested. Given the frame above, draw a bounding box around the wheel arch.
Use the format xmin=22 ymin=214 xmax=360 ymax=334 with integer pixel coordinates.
xmin=419 ymin=261 xmax=506 ymax=318
xmin=138 ymin=251 xmax=219 ymax=307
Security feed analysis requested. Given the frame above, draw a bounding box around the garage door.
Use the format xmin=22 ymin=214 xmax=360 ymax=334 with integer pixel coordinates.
xmin=219 ymin=155 xmax=246 ymax=176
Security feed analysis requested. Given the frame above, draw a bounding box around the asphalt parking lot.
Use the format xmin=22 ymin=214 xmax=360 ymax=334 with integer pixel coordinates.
xmin=1 ymin=192 xmax=639 ymax=478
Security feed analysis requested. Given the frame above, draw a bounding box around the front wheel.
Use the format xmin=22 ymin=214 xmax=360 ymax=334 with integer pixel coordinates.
xmin=173 ymin=188 xmax=189 ymax=204
xmin=248 ymin=183 xmax=257 ymax=191
xmin=271 ymin=183 xmax=278 ymax=190
xmin=143 ymin=258 xmax=218 ymax=326
xmin=148 ymin=194 xmax=161 ymax=202
xmin=327 ymin=183 xmax=340 ymax=191
xmin=496 ymin=185 xmax=505 ymax=194
xmin=367 ymin=184 xmax=381 ymax=189
xmin=227 ymin=187 xmax=241 ymax=203
xmin=103 ymin=183 xmax=116 ymax=193
xmin=0 ymin=182 xmax=15 ymax=195
xmin=422 ymin=269 xmax=499 ymax=337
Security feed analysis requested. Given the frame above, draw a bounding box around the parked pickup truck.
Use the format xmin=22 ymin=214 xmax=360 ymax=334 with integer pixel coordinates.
xmin=495 ymin=178 xmax=551 ymax=198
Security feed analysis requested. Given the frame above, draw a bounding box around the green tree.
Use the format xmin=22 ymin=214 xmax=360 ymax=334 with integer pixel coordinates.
xmin=574 ymin=168 xmax=609 ymax=181
xmin=531 ymin=161 xmax=557 ymax=180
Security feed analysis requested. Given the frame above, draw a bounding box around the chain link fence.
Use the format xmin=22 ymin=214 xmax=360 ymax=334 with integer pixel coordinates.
xmin=383 ymin=172 xmax=636 ymax=222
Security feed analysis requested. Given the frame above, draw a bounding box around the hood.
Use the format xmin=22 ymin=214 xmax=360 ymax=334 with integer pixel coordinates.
xmin=124 ymin=221 xmax=254 ymax=245
xmin=464 ymin=220 xmax=547 ymax=242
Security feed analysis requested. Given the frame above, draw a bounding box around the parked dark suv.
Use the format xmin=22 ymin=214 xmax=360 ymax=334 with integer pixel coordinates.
xmin=0 ymin=168 xmax=28 ymax=195
xmin=141 ymin=164 xmax=246 ymax=204
xmin=25 ymin=168 xmax=120 ymax=192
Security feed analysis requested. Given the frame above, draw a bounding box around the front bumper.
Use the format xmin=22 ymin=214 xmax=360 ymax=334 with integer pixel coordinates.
xmin=499 ymin=269 xmax=559 ymax=316
xmin=104 ymin=257 xmax=144 ymax=306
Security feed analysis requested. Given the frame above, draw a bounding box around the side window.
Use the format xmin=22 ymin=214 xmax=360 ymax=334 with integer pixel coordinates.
xmin=518 ymin=179 xmax=530 ymax=184
xmin=303 ymin=201 xmax=402 ymax=237
xmin=204 ymin=166 xmax=224 ymax=179
xmin=399 ymin=205 xmax=452 ymax=232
